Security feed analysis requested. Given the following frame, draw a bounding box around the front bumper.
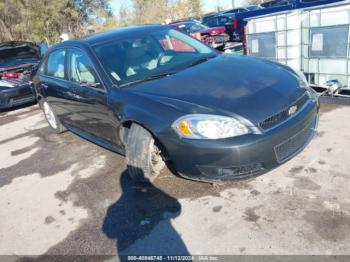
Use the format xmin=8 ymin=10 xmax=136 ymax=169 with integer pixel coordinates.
xmin=161 ymin=99 xmax=319 ymax=182
xmin=0 ymin=84 xmax=36 ymax=109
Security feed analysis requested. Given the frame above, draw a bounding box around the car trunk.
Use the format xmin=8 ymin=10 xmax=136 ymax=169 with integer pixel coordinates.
xmin=0 ymin=41 xmax=40 ymax=85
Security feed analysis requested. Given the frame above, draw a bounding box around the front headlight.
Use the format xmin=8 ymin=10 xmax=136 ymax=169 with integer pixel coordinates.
xmin=172 ymin=114 xmax=253 ymax=139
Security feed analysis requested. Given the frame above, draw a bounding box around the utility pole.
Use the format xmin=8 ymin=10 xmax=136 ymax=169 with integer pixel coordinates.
xmin=232 ymin=0 xmax=235 ymax=8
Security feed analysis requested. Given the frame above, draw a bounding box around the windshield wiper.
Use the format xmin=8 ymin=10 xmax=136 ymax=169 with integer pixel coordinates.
xmin=119 ymin=71 xmax=177 ymax=88
xmin=119 ymin=55 xmax=216 ymax=88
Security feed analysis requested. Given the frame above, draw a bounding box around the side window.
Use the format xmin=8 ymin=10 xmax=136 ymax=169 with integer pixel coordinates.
xmin=68 ymin=49 xmax=98 ymax=85
xmin=207 ymin=18 xmax=217 ymax=27
xmin=219 ymin=17 xmax=228 ymax=25
xmin=47 ymin=49 xmax=66 ymax=79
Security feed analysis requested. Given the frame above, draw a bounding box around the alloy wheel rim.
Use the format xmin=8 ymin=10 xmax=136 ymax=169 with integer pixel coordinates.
xmin=43 ymin=102 xmax=57 ymax=129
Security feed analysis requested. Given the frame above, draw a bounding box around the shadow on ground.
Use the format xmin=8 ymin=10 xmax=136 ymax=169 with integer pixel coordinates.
xmin=103 ymin=170 xmax=190 ymax=257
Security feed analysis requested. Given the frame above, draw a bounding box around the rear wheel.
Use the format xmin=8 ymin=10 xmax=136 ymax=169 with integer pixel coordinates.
xmin=40 ymin=100 xmax=66 ymax=134
xmin=125 ymin=123 xmax=165 ymax=183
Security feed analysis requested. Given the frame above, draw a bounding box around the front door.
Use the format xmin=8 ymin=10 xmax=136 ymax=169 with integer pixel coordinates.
xmin=66 ymin=48 xmax=117 ymax=145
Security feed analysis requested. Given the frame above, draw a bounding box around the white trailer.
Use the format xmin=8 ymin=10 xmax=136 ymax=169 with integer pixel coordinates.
xmin=245 ymin=1 xmax=350 ymax=97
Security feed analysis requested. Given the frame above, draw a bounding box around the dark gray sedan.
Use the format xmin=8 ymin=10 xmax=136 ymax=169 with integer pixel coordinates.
xmin=33 ymin=25 xmax=319 ymax=182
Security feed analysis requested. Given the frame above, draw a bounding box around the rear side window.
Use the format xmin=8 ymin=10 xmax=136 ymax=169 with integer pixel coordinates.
xmin=219 ymin=17 xmax=228 ymax=24
xmin=47 ymin=49 xmax=66 ymax=79
xmin=68 ymin=49 xmax=98 ymax=84
xmin=207 ymin=18 xmax=218 ymax=27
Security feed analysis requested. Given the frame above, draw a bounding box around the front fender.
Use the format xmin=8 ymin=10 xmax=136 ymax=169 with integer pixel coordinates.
xmin=108 ymin=89 xmax=184 ymax=143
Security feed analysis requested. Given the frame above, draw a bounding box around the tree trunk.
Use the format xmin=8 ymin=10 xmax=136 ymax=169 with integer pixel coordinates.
xmin=0 ymin=18 xmax=14 ymax=41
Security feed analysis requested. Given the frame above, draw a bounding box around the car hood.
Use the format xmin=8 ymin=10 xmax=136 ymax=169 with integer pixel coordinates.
xmin=129 ymin=54 xmax=306 ymax=124
xmin=199 ymin=26 xmax=226 ymax=35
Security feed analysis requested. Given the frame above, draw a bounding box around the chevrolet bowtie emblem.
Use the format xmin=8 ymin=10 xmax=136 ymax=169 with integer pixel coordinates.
xmin=288 ymin=105 xmax=298 ymax=115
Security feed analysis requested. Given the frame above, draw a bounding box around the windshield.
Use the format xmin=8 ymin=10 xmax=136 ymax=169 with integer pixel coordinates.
xmin=93 ymin=28 xmax=215 ymax=86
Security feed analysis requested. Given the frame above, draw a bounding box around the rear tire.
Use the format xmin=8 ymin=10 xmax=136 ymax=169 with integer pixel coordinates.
xmin=40 ymin=99 xmax=66 ymax=134
xmin=125 ymin=124 xmax=165 ymax=183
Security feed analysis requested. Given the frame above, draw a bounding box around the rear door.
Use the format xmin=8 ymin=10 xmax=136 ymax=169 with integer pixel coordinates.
xmin=65 ymin=47 xmax=117 ymax=144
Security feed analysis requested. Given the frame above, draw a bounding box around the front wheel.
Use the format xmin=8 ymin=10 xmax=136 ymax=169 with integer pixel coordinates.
xmin=125 ymin=124 xmax=165 ymax=183
xmin=40 ymin=99 xmax=66 ymax=134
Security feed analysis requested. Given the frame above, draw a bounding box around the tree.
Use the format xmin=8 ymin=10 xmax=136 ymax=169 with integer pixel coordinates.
xmin=117 ymin=4 xmax=132 ymax=27
xmin=188 ymin=0 xmax=202 ymax=18
xmin=131 ymin=0 xmax=169 ymax=25
xmin=0 ymin=0 xmax=113 ymax=43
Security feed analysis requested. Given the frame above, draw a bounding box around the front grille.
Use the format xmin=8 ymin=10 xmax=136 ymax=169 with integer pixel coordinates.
xmin=198 ymin=163 xmax=265 ymax=179
xmin=274 ymin=119 xmax=315 ymax=163
xmin=259 ymin=93 xmax=309 ymax=130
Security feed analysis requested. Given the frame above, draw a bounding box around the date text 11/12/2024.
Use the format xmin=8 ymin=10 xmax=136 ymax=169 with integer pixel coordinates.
xmin=127 ymin=255 xmax=219 ymax=261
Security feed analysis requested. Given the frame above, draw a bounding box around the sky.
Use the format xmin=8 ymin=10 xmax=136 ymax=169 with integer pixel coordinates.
xmin=110 ymin=0 xmax=247 ymax=16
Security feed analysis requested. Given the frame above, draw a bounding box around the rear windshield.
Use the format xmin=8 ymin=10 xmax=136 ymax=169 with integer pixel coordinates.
xmin=0 ymin=42 xmax=39 ymax=62
xmin=93 ymin=28 xmax=214 ymax=86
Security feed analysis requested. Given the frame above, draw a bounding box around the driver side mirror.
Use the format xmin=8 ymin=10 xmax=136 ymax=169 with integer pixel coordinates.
xmin=39 ymin=41 xmax=48 ymax=57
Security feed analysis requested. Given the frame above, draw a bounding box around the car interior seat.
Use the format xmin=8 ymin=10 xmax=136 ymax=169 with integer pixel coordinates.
xmin=124 ymin=40 xmax=154 ymax=77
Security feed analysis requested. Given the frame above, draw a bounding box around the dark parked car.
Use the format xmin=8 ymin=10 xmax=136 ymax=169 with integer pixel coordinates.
xmin=0 ymin=41 xmax=46 ymax=110
xmin=34 ymin=25 xmax=319 ymax=183
xmin=261 ymin=0 xmax=292 ymax=7
xmin=222 ymin=5 xmax=264 ymax=14
xmin=202 ymin=12 xmax=220 ymax=24
xmin=169 ymin=20 xmax=229 ymax=49
xmin=202 ymin=6 xmax=255 ymax=24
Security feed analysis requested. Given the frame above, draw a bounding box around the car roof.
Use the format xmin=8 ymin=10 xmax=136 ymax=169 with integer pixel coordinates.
xmin=169 ymin=18 xmax=200 ymax=24
xmin=206 ymin=12 xmax=235 ymax=19
xmin=225 ymin=7 xmax=247 ymax=12
xmin=52 ymin=24 xmax=166 ymax=49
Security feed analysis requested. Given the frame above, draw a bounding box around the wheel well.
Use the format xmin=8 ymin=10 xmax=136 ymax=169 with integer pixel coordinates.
xmin=121 ymin=120 xmax=170 ymax=161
